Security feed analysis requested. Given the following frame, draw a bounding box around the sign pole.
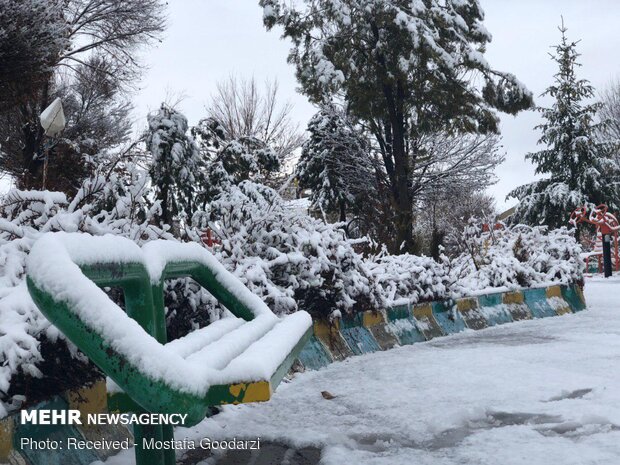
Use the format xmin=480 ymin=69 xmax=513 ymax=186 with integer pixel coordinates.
xmin=603 ymin=234 xmax=613 ymax=278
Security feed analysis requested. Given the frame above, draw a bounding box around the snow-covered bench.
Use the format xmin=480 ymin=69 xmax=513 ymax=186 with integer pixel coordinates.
xmin=26 ymin=233 xmax=312 ymax=427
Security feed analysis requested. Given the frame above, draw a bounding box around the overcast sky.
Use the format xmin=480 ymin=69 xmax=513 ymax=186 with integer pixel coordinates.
xmin=132 ymin=0 xmax=620 ymax=212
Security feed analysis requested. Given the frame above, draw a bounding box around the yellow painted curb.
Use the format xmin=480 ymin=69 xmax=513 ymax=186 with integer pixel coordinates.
xmin=0 ymin=416 xmax=13 ymax=462
xmin=412 ymin=303 xmax=433 ymax=319
xmin=545 ymin=285 xmax=562 ymax=299
xmin=456 ymin=298 xmax=478 ymax=312
xmin=545 ymin=286 xmax=572 ymax=315
xmin=313 ymin=320 xmax=339 ymax=338
xmin=362 ymin=311 xmax=385 ymax=328
xmin=228 ymin=381 xmax=272 ymax=404
xmin=503 ymin=291 xmax=524 ymax=305
xmin=313 ymin=319 xmax=353 ymax=360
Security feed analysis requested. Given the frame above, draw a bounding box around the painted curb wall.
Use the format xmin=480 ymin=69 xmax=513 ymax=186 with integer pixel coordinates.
xmin=296 ymin=283 xmax=587 ymax=371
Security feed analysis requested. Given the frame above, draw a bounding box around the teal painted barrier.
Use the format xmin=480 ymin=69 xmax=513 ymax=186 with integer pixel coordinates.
xmin=341 ymin=326 xmax=381 ymax=355
xmin=339 ymin=314 xmax=381 ymax=355
xmin=562 ymin=286 xmax=586 ymax=312
xmin=386 ymin=307 xmax=426 ymax=344
xmin=523 ymin=288 xmax=557 ymax=318
xmin=297 ymin=335 xmax=333 ymax=370
xmin=302 ymin=283 xmax=586 ymax=369
xmin=432 ymin=301 xmax=466 ymax=334
xmin=477 ymin=293 xmax=513 ymax=326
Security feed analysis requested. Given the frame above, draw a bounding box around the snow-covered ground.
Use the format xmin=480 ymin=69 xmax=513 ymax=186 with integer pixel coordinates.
xmin=165 ymin=276 xmax=620 ymax=465
xmin=101 ymin=276 xmax=620 ymax=464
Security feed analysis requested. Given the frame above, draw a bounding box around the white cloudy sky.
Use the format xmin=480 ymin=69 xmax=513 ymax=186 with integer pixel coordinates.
xmin=132 ymin=0 xmax=620 ymax=211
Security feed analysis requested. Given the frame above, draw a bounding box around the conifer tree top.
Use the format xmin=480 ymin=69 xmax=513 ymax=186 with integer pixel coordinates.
xmin=509 ymin=22 xmax=620 ymax=230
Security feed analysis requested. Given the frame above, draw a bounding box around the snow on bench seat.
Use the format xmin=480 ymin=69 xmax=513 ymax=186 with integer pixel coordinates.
xmin=221 ymin=312 xmax=312 ymax=381
xmin=185 ymin=314 xmax=279 ymax=369
xmin=165 ymin=317 xmax=246 ymax=358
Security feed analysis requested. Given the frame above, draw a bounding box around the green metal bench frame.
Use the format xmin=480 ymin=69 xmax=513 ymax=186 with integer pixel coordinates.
xmin=26 ymin=237 xmax=311 ymax=465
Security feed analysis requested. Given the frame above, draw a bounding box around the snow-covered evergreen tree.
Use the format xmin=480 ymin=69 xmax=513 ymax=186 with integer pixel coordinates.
xmin=259 ymin=0 xmax=533 ymax=252
xmin=191 ymin=116 xmax=280 ymax=205
xmin=297 ymin=107 xmax=377 ymax=221
xmin=146 ymin=104 xmax=206 ymax=228
xmin=599 ymin=80 xmax=620 ymax=165
xmin=509 ymin=25 xmax=620 ymax=229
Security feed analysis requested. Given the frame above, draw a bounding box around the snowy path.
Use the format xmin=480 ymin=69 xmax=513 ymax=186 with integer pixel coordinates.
xmin=107 ymin=277 xmax=620 ymax=464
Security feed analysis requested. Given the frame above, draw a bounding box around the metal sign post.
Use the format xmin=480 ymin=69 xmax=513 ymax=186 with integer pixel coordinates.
xmin=603 ymin=234 xmax=613 ymax=278
xmin=39 ymin=97 xmax=66 ymax=190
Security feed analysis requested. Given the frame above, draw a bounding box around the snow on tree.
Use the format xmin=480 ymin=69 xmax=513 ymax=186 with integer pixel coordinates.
xmin=191 ymin=180 xmax=383 ymax=318
xmin=146 ymin=104 xmax=206 ymax=228
xmin=0 ymin=158 xmax=175 ymax=415
xmin=413 ymin=133 xmax=503 ymax=257
xmin=509 ymin=24 xmax=620 ymax=230
xmin=449 ymin=222 xmax=584 ymax=292
xmin=191 ymin=116 xmax=280 ymax=204
xmin=599 ymin=80 xmax=620 ymax=165
xmin=417 ymin=188 xmax=497 ymax=259
xmin=0 ymin=171 xmax=583 ymax=416
xmin=0 ymin=0 xmax=66 ymax=109
xmin=1 ymin=56 xmax=135 ymax=197
xmin=297 ymin=106 xmax=377 ymax=221
xmin=259 ymin=0 xmax=533 ymax=252
xmin=0 ymin=0 xmax=166 ymax=191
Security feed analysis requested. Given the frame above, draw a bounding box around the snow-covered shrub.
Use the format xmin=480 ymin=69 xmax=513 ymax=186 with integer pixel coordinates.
xmin=366 ymin=253 xmax=453 ymax=306
xmin=0 ymin=161 xmax=584 ymax=416
xmin=192 ymin=180 xmax=382 ymax=318
xmin=450 ymin=222 xmax=583 ymax=294
xmin=0 ymin=162 xmax=176 ymax=415
xmin=190 ymin=176 xmax=584 ymax=312
xmin=146 ymin=104 xmax=207 ymax=228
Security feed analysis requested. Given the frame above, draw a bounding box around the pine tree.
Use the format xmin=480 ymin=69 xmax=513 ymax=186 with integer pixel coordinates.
xmin=297 ymin=107 xmax=377 ymax=221
xmin=259 ymin=0 xmax=533 ymax=253
xmin=191 ymin=116 xmax=280 ymax=204
xmin=509 ymin=24 xmax=620 ymax=229
xmin=146 ymin=104 xmax=206 ymax=228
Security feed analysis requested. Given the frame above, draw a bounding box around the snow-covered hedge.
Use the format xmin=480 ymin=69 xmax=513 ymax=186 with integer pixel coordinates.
xmin=191 ymin=181 xmax=382 ymax=317
xmin=366 ymin=254 xmax=452 ymax=307
xmin=0 ymin=174 xmax=583 ymax=416
xmin=449 ymin=220 xmax=583 ymax=296
xmin=365 ymin=223 xmax=582 ymax=306
xmin=0 ymin=165 xmax=174 ymax=416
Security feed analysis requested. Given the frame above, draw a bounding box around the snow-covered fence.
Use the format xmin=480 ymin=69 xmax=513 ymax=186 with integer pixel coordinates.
xmin=297 ymin=283 xmax=587 ymax=370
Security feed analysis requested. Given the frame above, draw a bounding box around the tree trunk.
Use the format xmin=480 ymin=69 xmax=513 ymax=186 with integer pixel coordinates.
xmin=389 ymin=83 xmax=415 ymax=254
xmin=18 ymin=79 xmax=50 ymax=189
xmin=19 ymin=121 xmax=44 ymax=189
xmin=339 ymin=200 xmax=346 ymax=222
xmin=160 ymin=184 xmax=170 ymax=226
xmin=430 ymin=228 xmax=445 ymax=260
